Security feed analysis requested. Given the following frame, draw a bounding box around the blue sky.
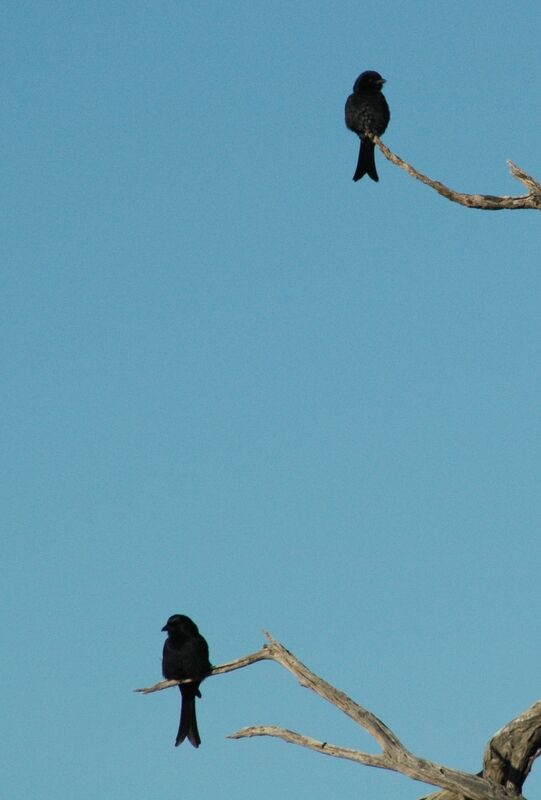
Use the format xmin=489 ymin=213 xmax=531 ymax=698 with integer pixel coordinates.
xmin=3 ymin=2 xmax=541 ymax=798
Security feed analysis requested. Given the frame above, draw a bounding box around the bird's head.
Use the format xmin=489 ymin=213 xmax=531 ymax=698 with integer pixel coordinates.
xmin=161 ymin=614 xmax=199 ymax=635
xmin=353 ymin=71 xmax=386 ymax=93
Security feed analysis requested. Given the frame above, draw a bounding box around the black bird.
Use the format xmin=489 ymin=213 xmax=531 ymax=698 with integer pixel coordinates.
xmin=161 ymin=614 xmax=212 ymax=748
xmin=345 ymin=70 xmax=390 ymax=182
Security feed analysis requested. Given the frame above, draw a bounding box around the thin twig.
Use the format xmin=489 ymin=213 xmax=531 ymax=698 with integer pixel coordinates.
xmin=229 ymin=725 xmax=388 ymax=768
xmin=134 ymin=647 xmax=269 ymax=693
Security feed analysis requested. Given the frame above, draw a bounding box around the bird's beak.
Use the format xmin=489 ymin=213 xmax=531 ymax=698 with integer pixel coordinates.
xmin=379 ymin=78 xmax=386 ymax=85
xmin=161 ymin=624 xmax=168 ymax=632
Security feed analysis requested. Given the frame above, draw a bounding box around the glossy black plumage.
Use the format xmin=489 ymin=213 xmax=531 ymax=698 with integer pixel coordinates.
xmin=161 ymin=614 xmax=212 ymax=748
xmin=345 ymin=70 xmax=390 ymax=182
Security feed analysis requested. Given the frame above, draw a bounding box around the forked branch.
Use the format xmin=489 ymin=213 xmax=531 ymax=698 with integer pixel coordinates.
xmin=136 ymin=633 xmax=541 ymax=800
xmin=368 ymin=133 xmax=541 ymax=211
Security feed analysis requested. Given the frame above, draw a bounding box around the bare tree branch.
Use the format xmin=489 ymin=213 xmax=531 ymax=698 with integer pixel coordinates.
xmin=229 ymin=723 xmax=508 ymax=800
xmin=229 ymin=725 xmax=389 ymax=768
xmin=134 ymin=678 xmax=181 ymax=694
xmin=258 ymin=633 xmax=404 ymax=753
xmin=134 ymin=647 xmax=269 ymax=694
xmin=368 ymin=133 xmax=541 ymax=211
xmin=136 ymin=634 xmax=540 ymax=800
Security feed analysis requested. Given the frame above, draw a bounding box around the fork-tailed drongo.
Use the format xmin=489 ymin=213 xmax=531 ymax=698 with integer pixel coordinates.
xmin=161 ymin=614 xmax=212 ymax=748
xmin=345 ymin=70 xmax=390 ymax=182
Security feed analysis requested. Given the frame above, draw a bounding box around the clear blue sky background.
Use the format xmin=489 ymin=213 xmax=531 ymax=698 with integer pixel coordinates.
xmin=3 ymin=2 xmax=541 ymax=798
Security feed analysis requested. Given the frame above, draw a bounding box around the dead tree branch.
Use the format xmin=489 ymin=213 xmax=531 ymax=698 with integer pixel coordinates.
xmin=134 ymin=648 xmax=268 ymax=694
xmin=136 ymin=634 xmax=541 ymax=800
xmin=368 ymin=133 xmax=541 ymax=211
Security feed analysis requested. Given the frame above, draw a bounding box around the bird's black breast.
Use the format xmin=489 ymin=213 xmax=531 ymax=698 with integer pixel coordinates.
xmin=345 ymin=93 xmax=390 ymax=138
xmin=162 ymin=635 xmax=211 ymax=682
